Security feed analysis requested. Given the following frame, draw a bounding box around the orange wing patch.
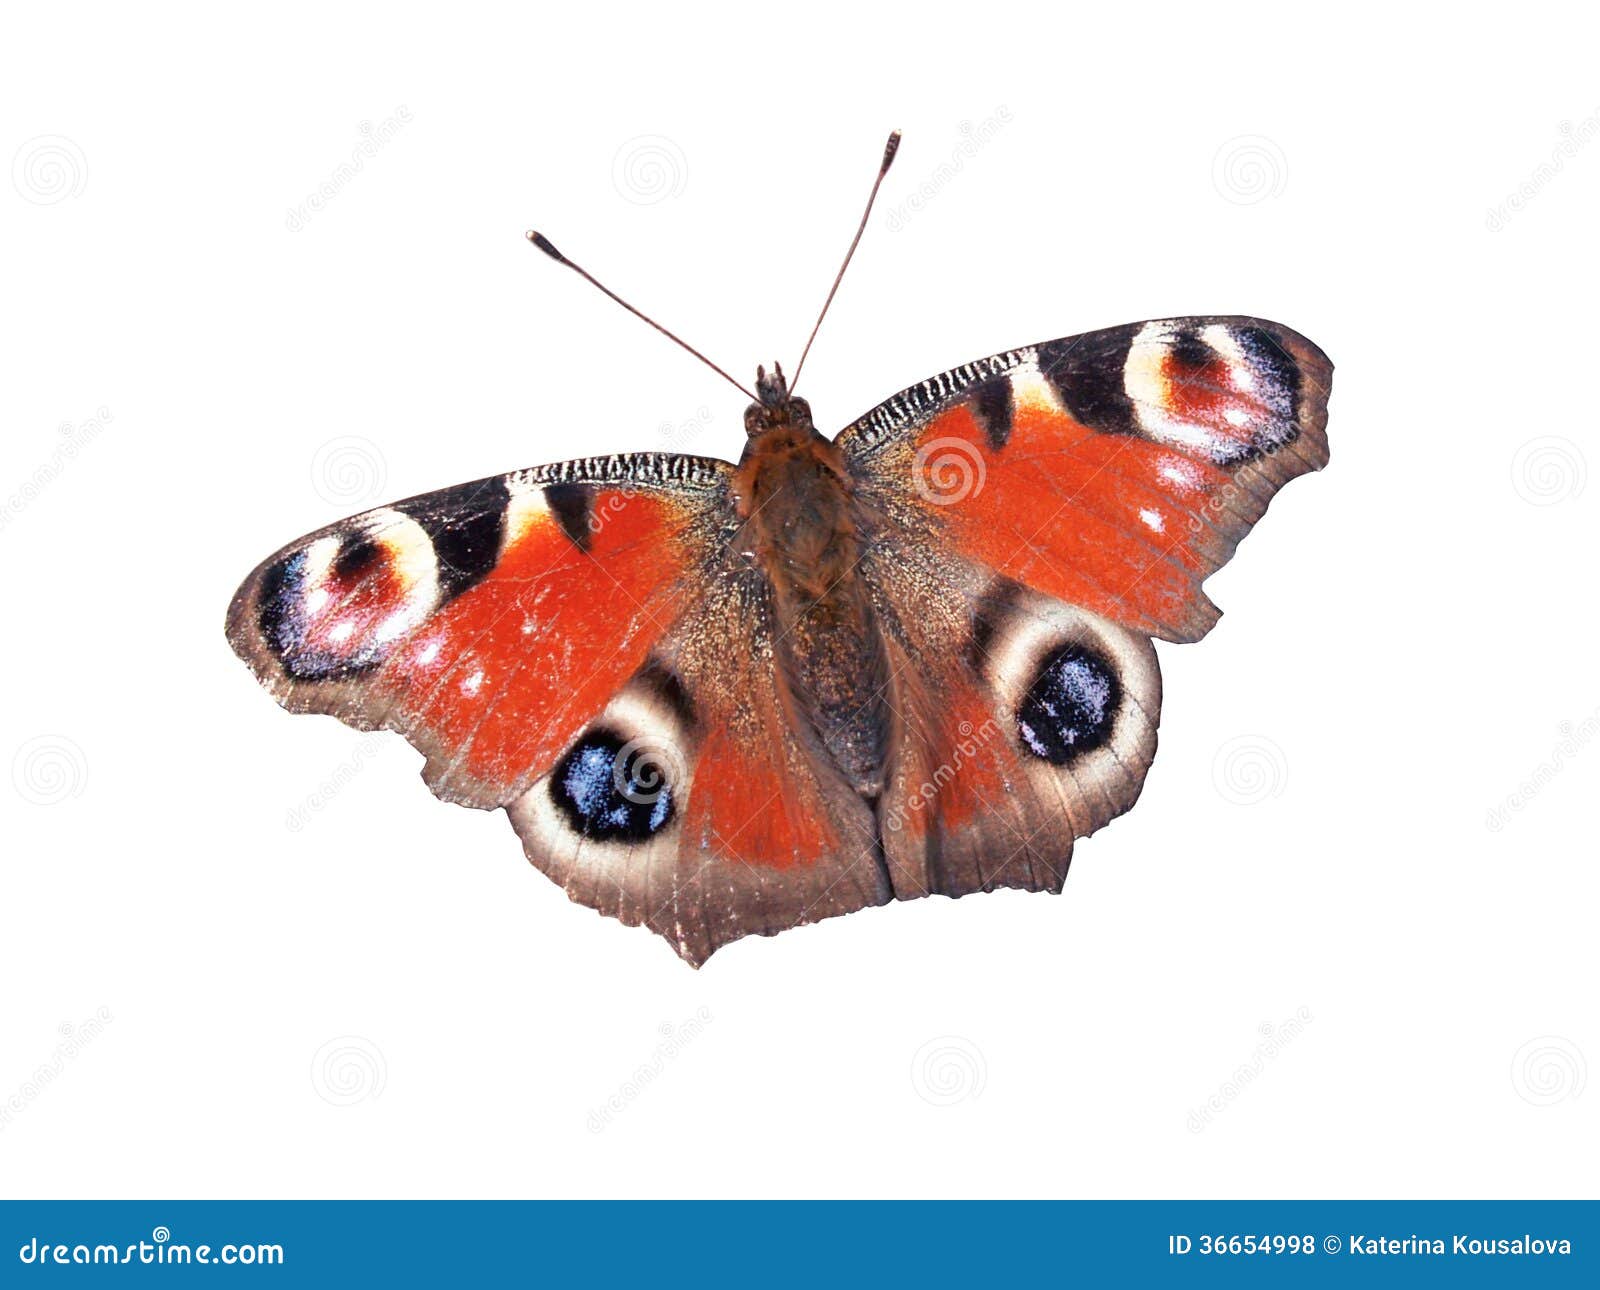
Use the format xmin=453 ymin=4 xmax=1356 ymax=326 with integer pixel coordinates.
xmin=378 ymin=487 xmax=699 ymax=802
xmin=889 ymin=319 xmax=1330 ymax=644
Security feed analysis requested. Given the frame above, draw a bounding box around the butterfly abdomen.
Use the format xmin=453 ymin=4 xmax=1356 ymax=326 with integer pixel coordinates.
xmin=735 ymin=424 xmax=891 ymax=798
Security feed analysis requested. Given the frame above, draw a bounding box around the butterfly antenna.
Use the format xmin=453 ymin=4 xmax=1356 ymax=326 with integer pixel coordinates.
xmin=526 ymin=231 xmax=758 ymax=402
xmin=788 ymin=129 xmax=902 ymax=396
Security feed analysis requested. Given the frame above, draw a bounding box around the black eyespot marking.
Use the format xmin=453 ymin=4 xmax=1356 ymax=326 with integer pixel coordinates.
xmin=1017 ymin=642 xmax=1120 ymax=763
xmin=1168 ymin=327 xmax=1214 ymax=372
xmin=966 ymin=579 xmax=1024 ymax=675
xmin=332 ymin=533 xmax=382 ymax=581
xmin=545 ymin=483 xmax=593 ymax=552
xmin=256 ymin=551 xmax=385 ymax=683
xmin=632 ymin=659 xmax=698 ymax=733
xmin=971 ymin=377 xmax=1015 ymax=449
xmin=1038 ymin=325 xmax=1138 ymax=435
xmin=551 ymin=728 xmax=676 ymax=842
xmin=1237 ymin=325 xmax=1302 ymax=427
xmin=256 ymin=554 xmax=297 ymax=655
xmin=398 ymin=476 xmax=509 ymax=599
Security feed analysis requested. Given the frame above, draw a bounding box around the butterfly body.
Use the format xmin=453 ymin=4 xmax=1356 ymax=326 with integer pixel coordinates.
xmin=735 ymin=370 xmax=890 ymax=798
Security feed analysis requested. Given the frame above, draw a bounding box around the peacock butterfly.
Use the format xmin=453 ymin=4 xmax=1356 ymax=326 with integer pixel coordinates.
xmin=226 ymin=132 xmax=1333 ymax=965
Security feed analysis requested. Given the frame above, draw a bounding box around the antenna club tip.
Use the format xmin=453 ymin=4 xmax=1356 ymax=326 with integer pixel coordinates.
xmin=881 ymin=130 xmax=902 ymax=172
xmin=525 ymin=230 xmax=565 ymax=261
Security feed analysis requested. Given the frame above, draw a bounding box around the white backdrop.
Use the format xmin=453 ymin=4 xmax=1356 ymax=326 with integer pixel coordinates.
xmin=2 ymin=1 xmax=1595 ymax=1199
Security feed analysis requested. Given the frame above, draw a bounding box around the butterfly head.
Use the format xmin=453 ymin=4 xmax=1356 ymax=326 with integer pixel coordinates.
xmin=745 ymin=362 xmax=813 ymax=438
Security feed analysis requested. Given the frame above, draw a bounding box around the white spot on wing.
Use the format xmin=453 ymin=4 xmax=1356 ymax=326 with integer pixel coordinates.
xmin=1009 ymin=357 xmax=1063 ymax=415
xmin=504 ymin=476 xmax=552 ymax=549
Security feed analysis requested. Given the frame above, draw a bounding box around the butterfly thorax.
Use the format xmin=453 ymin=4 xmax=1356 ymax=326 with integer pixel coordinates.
xmin=734 ymin=398 xmax=890 ymax=799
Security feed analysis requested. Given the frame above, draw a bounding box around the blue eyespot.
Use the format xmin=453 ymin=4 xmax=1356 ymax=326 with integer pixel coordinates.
xmin=552 ymin=729 xmax=675 ymax=841
xmin=1016 ymin=643 xmax=1119 ymax=764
